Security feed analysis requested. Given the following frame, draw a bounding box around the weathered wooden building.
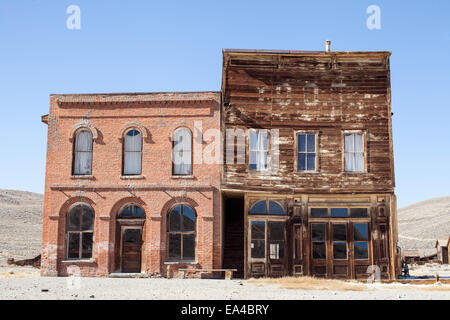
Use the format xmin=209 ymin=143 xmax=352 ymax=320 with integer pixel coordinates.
xmin=220 ymin=48 xmax=399 ymax=280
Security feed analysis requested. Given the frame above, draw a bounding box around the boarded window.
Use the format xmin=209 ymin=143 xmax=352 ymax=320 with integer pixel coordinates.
xmin=344 ymin=133 xmax=364 ymax=172
xmin=249 ymin=130 xmax=268 ymax=171
xmin=297 ymin=133 xmax=316 ymax=171
xmin=66 ymin=204 xmax=94 ymax=259
xmin=123 ymin=129 xmax=142 ymax=175
xmin=167 ymin=204 xmax=196 ymax=260
xmin=73 ymin=130 xmax=93 ymax=175
xmin=173 ymin=127 xmax=192 ymax=175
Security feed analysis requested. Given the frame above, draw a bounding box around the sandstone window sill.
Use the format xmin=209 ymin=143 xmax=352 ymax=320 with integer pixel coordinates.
xmin=120 ymin=175 xmax=145 ymax=180
xmin=61 ymin=259 xmax=95 ymax=264
xmin=70 ymin=175 xmax=95 ymax=180
xmin=170 ymin=175 xmax=195 ymax=179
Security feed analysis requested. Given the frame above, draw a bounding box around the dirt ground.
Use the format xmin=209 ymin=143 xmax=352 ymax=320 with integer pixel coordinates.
xmin=0 ymin=264 xmax=449 ymax=300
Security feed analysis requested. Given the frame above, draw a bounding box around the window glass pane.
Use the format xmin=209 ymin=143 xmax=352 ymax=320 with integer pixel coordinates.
xmin=251 ymin=240 xmax=265 ymax=258
xmin=297 ymin=153 xmax=306 ymax=171
xmin=268 ymin=201 xmax=285 ymax=215
xmin=124 ymin=130 xmax=142 ymax=151
xmin=307 ymin=134 xmax=315 ymax=152
xmin=67 ymin=206 xmax=81 ymax=231
xmin=249 ymin=201 xmax=266 ymax=214
xmin=345 ymin=153 xmax=355 ymax=172
xmin=354 ymin=223 xmax=369 ymax=241
xmin=306 ymin=154 xmax=316 ymax=171
xmin=310 ymin=208 xmax=328 ymax=218
xmin=260 ymin=131 xmax=268 ymax=151
xmin=269 ymin=222 xmax=284 ymax=241
xmin=311 ymin=224 xmax=326 ymax=241
xmin=118 ymin=205 xmax=132 ymax=218
xmin=250 ymin=132 xmax=258 ymax=150
xmin=312 ymin=242 xmax=326 ymax=259
xmin=81 ymin=205 xmax=94 ymax=231
xmin=333 ymin=243 xmax=347 ymax=260
xmin=332 ymin=224 xmax=347 ymax=241
xmin=124 ymin=229 xmax=141 ymax=243
xmin=270 ymin=242 xmax=284 ymax=259
xmin=249 ymin=151 xmax=257 ymax=170
xmin=75 ymin=130 xmax=93 ymax=152
xmin=350 ymin=208 xmax=368 ymax=218
xmin=251 ymin=221 xmax=265 ymax=240
xmin=331 ymin=208 xmax=348 ymax=218
xmin=134 ymin=206 xmax=146 ymax=218
xmin=168 ymin=234 xmax=181 ymax=259
xmin=81 ymin=233 xmax=93 ymax=258
xmin=183 ymin=234 xmax=195 ymax=260
xmin=297 ymin=134 xmax=306 ymax=152
xmin=355 ymin=153 xmax=364 ymax=172
xmin=354 ymin=134 xmax=363 ymax=152
xmin=68 ymin=233 xmax=80 ymax=259
xmin=74 ymin=151 xmax=92 ymax=175
xmin=354 ymin=242 xmax=369 ymax=259
xmin=124 ymin=151 xmax=142 ymax=175
xmin=169 ymin=206 xmax=181 ymax=232
xmin=345 ymin=134 xmax=354 ymax=152
xmin=182 ymin=205 xmax=196 ymax=231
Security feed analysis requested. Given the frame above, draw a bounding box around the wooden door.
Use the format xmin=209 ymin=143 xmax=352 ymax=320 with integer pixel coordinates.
xmin=331 ymin=223 xmax=350 ymax=278
xmin=121 ymin=228 xmax=142 ymax=273
xmin=267 ymin=221 xmax=287 ymax=277
xmin=310 ymin=223 xmax=328 ymax=277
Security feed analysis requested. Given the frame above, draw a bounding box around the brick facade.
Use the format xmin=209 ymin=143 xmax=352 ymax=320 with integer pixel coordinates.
xmin=41 ymin=92 xmax=222 ymax=277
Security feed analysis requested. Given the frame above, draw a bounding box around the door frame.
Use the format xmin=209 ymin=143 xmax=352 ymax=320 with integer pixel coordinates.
xmin=117 ymin=218 xmax=145 ymax=273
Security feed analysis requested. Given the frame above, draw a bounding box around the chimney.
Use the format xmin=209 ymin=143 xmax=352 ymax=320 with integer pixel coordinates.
xmin=326 ymin=40 xmax=331 ymax=52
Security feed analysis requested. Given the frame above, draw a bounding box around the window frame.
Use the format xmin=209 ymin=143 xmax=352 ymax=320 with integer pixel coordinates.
xmin=72 ymin=129 xmax=93 ymax=176
xmin=166 ymin=204 xmax=197 ymax=262
xmin=294 ymin=130 xmax=319 ymax=173
xmin=342 ymin=130 xmax=367 ymax=173
xmin=172 ymin=127 xmax=193 ymax=176
xmin=122 ymin=128 xmax=143 ymax=176
xmin=309 ymin=206 xmax=370 ymax=219
xmin=65 ymin=203 xmax=95 ymax=260
xmin=248 ymin=129 xmax=270 ymax=172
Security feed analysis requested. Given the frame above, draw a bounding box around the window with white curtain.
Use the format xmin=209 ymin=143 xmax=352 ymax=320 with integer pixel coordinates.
xmin=73 ymin=129 xmax=93 ymax=175
xmin=249 ymin=130 xmax=268 ymax=171
xmin=173 ymin=127 xmax=192 ymax=175
xmin=123 ymin=129 xmax=142 ymax=175
xmin=344 ymin=133 xmax=364 ymax=172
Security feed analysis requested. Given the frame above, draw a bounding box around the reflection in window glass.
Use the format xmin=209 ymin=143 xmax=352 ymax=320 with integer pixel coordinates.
xmin=269 ymin=222 xmax=285 ymax=259
xmin=310 ymin=208 xmax=328 ymax=218
xmin=251 ymin=221 xmax=265 ymax=258
xmin=268 ymin=201 xmax=285 ymax=215
xmin=66 ymin=204 xmax=94 ymax=259
xmin=331 ymin=208 xmax=348 ymax=218
xmin=333 ymin=224 xmax=347 ymax=260
xmin=312 ymin=224 xmax=326 ymax=260
xmin=354 ymin=223 xmax=369 ymax=260
xmin=354 ymin=242 xmax=369 ymax=259
xmin=249 ymin=201 xmax=266 ymax=214
xmin=167 ymin=204 xmax=196 ymax=260
xmin=350 ymin=208 xmax=368 ymax=218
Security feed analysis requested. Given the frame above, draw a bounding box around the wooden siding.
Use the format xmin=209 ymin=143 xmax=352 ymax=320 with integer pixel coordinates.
xmin=222 ymin=51 xmax=395 ymax=194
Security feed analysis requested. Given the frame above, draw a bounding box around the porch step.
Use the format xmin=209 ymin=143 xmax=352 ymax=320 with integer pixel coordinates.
xmin=109 ymin=272 xmax=150 ymax=278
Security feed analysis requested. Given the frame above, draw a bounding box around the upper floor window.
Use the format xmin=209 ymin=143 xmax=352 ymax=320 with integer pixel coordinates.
xmin=173 ymin=127 xmax=192 ymax=175
xmin=344 ymin=133 xmax=364 ymax=172
xmin=249 ymin=130 xmax=268 ymax=171
xmin=73 ymin=129 xmax=93 ymax=175
xmin=66 ymin=204 xmax=94 ymax=259
xmin=123 ymin=129 xmax=142 ymax=175
xmin=297 ymin=133 xmax=317 ymax=172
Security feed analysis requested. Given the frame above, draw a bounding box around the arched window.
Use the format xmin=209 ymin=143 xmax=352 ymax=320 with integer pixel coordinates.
xmin=173 ymin=127 xmax=192 ymax=175
xmin=66 ymin=204 xmax=94 ymax=259
xmin=73 ymin=129 xmax=93 ymax=175
xmin=118 ymin=204 xmax=146 ymax=219
xmin=167 ymin=204 xmax=196 ymax=260
xmin=249 ymin=200 xmax=285 ymax=215
xmin=123 ymin=129 xmax=142 ymax=175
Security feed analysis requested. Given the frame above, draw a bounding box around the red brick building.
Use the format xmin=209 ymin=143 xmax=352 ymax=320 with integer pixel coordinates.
xmin=41 ymin=92 xmax=222 ymax=277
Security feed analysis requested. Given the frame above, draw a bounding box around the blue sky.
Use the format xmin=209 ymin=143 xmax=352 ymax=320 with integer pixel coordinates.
xmin=0 ymin=1 xmax=449 ymax=208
